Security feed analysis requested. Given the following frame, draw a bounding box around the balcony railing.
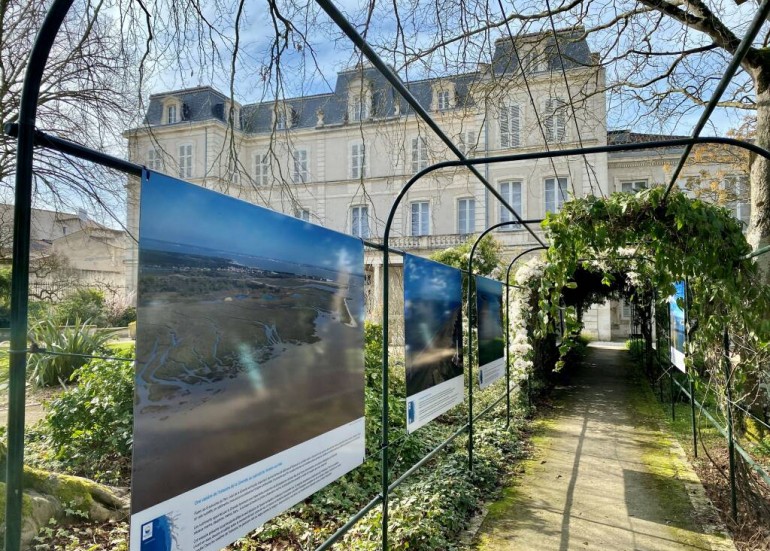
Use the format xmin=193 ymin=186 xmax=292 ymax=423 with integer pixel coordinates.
xmin=368 ymin=233 xmax=469 ymax=251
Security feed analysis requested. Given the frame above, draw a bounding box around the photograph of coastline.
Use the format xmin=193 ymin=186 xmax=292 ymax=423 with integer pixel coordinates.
xmin=403 ymin=255 xmax=463 ymax=398
xmin=133 ymin=172 xmax=365 ymax=514
xmin=669 ymin=280 xmax=686 ymax=372
xmin=476 ymin=276 xmax=504 ymax=372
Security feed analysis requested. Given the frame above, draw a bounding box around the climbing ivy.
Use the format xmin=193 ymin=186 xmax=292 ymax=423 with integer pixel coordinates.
xmin=517 ymin=186 xmax=770 ymax=392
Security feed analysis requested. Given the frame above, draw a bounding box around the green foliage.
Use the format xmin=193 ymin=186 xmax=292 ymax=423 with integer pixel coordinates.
xmin=38 ymin=346 xmax=134 ymax=485
xmin=626 ymin=338 xmax=646 ymax=362
xmin=27 ymin=318 xmax=115 ymax=387
xmin=430 ymin=235 xmax=503 ymax=276
xmin=105 ymin=305 xmax=136 ymax=327
xmin=55 ymin=289 xmax=107 ymax=327
xmin=0 ymin=266 xmax=10 ymax=328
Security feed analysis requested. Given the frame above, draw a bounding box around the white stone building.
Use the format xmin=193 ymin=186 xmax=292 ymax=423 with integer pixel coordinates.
xmin=124 ymin=30 xmax=748 ymax=341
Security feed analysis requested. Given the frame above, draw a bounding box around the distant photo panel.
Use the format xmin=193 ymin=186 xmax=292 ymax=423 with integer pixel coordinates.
xmin=476 ymin=276 xmax=505 ymax=389
xmin=403 ymin=255 xmax=464 ymax=432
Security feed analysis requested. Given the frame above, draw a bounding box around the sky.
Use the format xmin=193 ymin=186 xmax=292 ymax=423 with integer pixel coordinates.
xmin=139 ymin=171 xmax=364 ymax=275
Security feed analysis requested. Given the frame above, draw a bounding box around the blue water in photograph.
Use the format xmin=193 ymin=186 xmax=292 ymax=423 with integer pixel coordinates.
xmin=670 ymin=280 xmax=687 ymax=356
xmin=403 ymin=255 xmax=463 ymax=398
xmin=476 ymin=276 xmax=504 ymax=367
xmin=133 ymin=171 xmax=365 ymax=514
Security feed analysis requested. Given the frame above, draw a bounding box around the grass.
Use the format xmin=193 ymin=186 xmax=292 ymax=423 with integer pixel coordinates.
xmin=105 ymin=341 xmax=135 ymax=356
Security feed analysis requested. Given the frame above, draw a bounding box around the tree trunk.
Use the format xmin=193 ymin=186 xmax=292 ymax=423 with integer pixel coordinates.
xmin=748 ymin=80 xmax=770 ymax=283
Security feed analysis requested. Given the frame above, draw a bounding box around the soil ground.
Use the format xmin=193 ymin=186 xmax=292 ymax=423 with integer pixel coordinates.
xmin=474 ymin=342 xmax=736 ymax=551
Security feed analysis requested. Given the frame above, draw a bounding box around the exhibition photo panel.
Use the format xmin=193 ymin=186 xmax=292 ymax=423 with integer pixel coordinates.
xmin=475 ymin=276 xmax=505 ymax=389
xmin=131 ymin=171 xmax=366 ymax=551
xmin=403 ymin=254 xmax=464 ymax=433
xmin=669 ymin=280 xmax=687 ymax=372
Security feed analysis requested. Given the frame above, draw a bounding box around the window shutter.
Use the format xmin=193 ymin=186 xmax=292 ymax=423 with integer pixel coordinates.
xmin=510 ymin=105 xmax=520 ymax=147
xmin=544 ymin=99 xmax=554 ymax=142
xmin=556 ymin=104 xmax=566 ymax=142
xmin=351 ymin=144 xmax=359 ymax=178
xmin=411 ymin=138 xmax=418 ymax=173
xmin=500 ymin=106 xmax=509 ymax=148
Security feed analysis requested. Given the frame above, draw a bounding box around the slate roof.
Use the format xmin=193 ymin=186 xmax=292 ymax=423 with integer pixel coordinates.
xmin=144 ymin=30 xmax=594 ymax=134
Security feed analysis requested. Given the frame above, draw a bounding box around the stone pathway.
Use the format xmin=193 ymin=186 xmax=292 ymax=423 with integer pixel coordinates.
xmin=474 ymin=343 xmax=735 ymax=551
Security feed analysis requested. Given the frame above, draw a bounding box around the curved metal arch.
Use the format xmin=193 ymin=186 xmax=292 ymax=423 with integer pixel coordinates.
xmin=7 ymin=1 xmax=75 ymax=548
xmin=465 ymin=221 xmax=544 ymax=469
xmin=505 ymin=246 xmax=549 ymax=415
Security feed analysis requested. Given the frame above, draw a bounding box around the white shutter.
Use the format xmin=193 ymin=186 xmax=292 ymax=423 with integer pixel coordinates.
xmin=500 ymin=106 xmax=510 ymax=148
xmin=510 ymin=105 xmax=520 ymax=147
xmin=544 ymin=99 xmax=554 ymax=142
xmin=411 ymin=138 xmax=419 ymax=173
xmin=556 ymin=103 xmax=566 ymax=142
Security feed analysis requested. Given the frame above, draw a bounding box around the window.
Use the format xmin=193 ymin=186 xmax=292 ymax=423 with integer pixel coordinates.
xmin=276 ymin=111 xmax=287 ymax=130
xmin=458 ymin=131 xmax=477 ymax=156
xmin=545 ymin=98 xmax=567 ymax=143
xmin=254 ymin=153 xmax=270 ymax=186
xmin=500 ymin=104 xmax=520 ymax=148
xmin=349 ymin=92 xmax=371 ymax=122
xmin=621 ymin=180 xmax=647 ymax=193
xmin=458 ymin=198 xmax=475 ymax=234
xmin=437 ymin=90 xmax=451 ymax=111
xmin=167 ymin=105 xmax=177 ymax=124
xmin=178 ymin=144 xmax=192 ymax=179
xmin=147 ymin=148 xmax=163 ymax=171
xmin=351 ymin=205 xmax=369 ymax=238
xmin=499 ymin=181 xmax=523 ymax=230
xmin=227 ymin=159 xmax=240 ymax=185
xmin=545 ymin=177 xmax=569 ymax=213
xmin=410 ymin=201 xmax=430 ymax=236
xmin=621 ymin=300 xmax=632 ymax=320
xmin=350 ymin=143 xmax=367 ymax=179
xmin=295 ymin=208 xmax=311 ymax=222
xmin=725 ymin=175 xmax=750 ymax=228
xmin=411 ymin=137 xmax=429 ymax=172
xmin=292 ymin=149 xmax=309 ymax=183
xmin=521 ymin=50 xmax=538 ymax=72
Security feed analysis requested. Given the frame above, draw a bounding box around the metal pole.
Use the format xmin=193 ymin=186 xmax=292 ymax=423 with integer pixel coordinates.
xmin=689 ymin=375 xmax=698 ymax=458
xmin=6 ymin=2 xmax=74 ymax=550
xmin=724 ymin=328 xmax=738 ymax=521
xmin=466 ymin=221 xmax=538 ymax=470
xmin=670 ymin=370 xmax=676 ymax=421
xmin=504 ymin=278 xmax=511 ymax=428
xmin=380 ymin=246 xmax=390 ymax=549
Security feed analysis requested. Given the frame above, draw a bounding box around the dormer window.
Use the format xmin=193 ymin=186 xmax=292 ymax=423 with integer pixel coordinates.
xmin=350 ymin=95 xmax=370 ymax=122
xmin=437 ymin=90 xmax=451 ymax=111
xmin=432 ymin=83 xmax=455 ymax=112
xmin=167 ymin=104 xmax=177 ymax=124
xmin=348 ymin=79 xmax=372 ymax=123
xmin=273 ymin=104 xmax=293 ymax=130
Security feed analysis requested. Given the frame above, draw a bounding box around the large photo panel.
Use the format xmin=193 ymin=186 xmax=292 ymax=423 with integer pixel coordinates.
xmin=669 ymin=280 xmax=687 ymax=372
xmin=476 ymin=276 xmax=505 ymax=389
xmin=403 ymin=255 xmax=464 ymax=433
xmin=131 ymin=171 xmax=365 ymax=551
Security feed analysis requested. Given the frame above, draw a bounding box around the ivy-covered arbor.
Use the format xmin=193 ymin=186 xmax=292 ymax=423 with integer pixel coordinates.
xmin=514 ymin=186 xmax=769 ymax=388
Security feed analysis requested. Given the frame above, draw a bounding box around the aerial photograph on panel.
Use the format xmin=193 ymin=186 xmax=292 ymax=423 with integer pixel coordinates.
xmin=403 ymin=255 xmax=463 ymax=397
xmin=133 ymin=172 xmax=365 ymax=513
xmin=476 ymin=276 xmax=504 ymax=369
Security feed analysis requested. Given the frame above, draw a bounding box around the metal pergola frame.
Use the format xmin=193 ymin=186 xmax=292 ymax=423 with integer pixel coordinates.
xmin=7 ymin=0 xmax=770 ymax=549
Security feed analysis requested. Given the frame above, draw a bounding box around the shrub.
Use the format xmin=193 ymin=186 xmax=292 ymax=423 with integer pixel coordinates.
xmin=55 ymin=288 xmax=107 ymax=327
xmin=27 ymin=318 xmax=116 ymax=387
xmin=41 ymin=346 xmax=134 ymax=484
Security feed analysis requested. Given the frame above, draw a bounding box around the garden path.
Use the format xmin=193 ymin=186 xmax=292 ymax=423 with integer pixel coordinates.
xmin=474 ymin=342 xmax=735 ymax=551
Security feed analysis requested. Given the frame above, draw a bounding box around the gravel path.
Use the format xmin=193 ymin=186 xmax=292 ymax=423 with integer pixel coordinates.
xmin=474 ymin=342 xmax=735 ymax=551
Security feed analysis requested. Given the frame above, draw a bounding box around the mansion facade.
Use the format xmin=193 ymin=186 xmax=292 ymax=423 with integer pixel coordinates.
xmin=124 ymin=30 xmax=748 ymax=340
